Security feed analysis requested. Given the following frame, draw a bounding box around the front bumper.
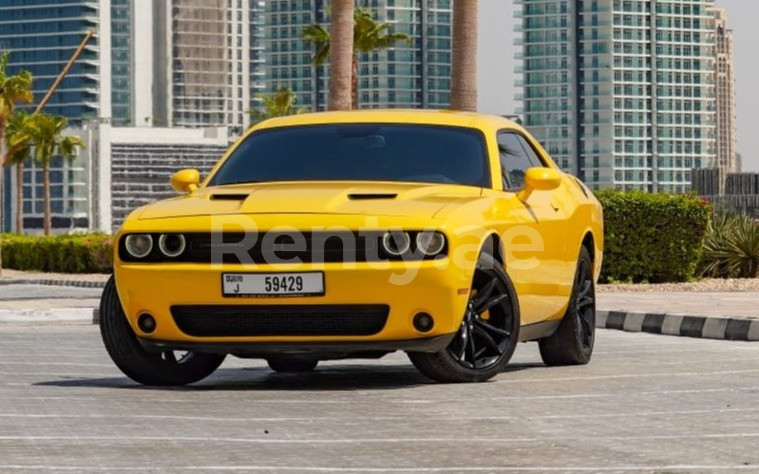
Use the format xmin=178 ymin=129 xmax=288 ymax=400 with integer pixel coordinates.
xmin=114 ymin=258 xmax=473 ymax=349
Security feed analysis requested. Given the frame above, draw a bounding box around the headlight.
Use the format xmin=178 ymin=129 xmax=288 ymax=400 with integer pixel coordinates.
xmin=158 ymin=234 xmax=186 ymax=258
xmin=124 ymin=234 xmax=153 ymax=259
xmin=382 ymin=231 xmax=411 ymax=256
xmin=416 ymin=232 xmax=446 ymax=256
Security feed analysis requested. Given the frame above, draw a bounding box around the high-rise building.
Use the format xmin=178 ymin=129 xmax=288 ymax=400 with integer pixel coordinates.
xmin=713 ymin=7 xmax=736 ymax=173
xmin=111 ymin=0 xmax=132 ymax=125
xmin=153 ymin=0 xmax=251 ymax=133
xmin=0 ymin=0 xmax=112 ymax=123
xmin=516 ymin=0 xmax=718 ymax=193
xmin=250 ymin=1 xmax=267 ymax=110
xmin=264 ymin=0 xmax=453 ymax=112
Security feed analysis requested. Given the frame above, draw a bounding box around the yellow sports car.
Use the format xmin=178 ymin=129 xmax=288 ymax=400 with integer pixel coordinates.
xmin=100 ymin=110 xmax=603 ymax=385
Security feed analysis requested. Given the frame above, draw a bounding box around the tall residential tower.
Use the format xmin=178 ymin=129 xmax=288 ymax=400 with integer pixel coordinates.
xmin=516 ymin=0 xmax=717 ymax=192
xmin=713 ymin=7 xmax=736 ymax=173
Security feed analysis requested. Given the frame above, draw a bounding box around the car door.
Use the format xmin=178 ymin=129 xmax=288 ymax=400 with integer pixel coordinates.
xmin=494 ymin=131 xmax=573 ymax=325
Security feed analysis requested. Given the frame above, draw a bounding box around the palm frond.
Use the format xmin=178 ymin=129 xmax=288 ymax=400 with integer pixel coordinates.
xmin=302 ymin=23 xmax=331 ymax=65
xmin=250 ymin=85 xmax=309 ymax=122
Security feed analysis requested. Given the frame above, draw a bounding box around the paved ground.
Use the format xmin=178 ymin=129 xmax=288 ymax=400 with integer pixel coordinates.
xmin=0 ymin=325 xmax=757 ymax=472
xmin=598 ymin=292 xmax=759 ymax=320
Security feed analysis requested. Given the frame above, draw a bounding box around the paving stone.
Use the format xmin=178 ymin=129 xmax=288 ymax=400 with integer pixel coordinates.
xmin=0 ymin=327 xmax=757 ymax=471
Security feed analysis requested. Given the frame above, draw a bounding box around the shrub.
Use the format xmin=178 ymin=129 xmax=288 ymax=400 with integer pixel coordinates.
xmin=700 ymin=214 xmax=759 ymax=279
xmin=596 ymin=190 xmax=711 ymax=283
xmin=1 ymin=234 xmax=113 ymax=274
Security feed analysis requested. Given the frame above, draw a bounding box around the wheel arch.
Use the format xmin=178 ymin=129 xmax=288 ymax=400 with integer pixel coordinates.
xmin=579 ymin=230 xmax=603 ymax=282
xmin=482 ymin=232 xmax=505 ymax=265
xmin=581 ymin=231 xmax=595 ymax=263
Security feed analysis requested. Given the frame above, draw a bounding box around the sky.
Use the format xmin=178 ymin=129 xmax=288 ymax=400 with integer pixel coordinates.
xmin=477 ymin=0 xmax=759 ymax=172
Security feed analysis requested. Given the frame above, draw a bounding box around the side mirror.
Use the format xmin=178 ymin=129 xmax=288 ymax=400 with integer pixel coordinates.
xmin=170 ymin=169 xmax=200 ymax=194
xmin=517 ymin=167 xmax=562 ymax=203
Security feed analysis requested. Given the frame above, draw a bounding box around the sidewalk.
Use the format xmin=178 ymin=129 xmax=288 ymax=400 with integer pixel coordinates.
xmin=598 ymin=292 xmax=759 ymax=320
xmin=598 ymin=291 xmax=759 ymax=341
xmin=0 ymin=282 xmax=101 ymax=325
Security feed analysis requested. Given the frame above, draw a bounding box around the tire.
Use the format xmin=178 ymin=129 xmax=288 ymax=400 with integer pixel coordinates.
xmin=99 ymin=276 xmax=226 ymax=386
xmin=538 ymin=246 xmax=596 ymax=366
xmin=408 ymin=253 xmax=520 ymax=383
xmin=267 ymin=358 xmax=318 ymax=373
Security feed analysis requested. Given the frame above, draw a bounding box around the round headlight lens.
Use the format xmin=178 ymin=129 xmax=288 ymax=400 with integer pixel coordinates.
xmin=158 ymin=234 xmax=186 ymax=258
xmin=382 ymin=231 xmax=411 ymax=256
xmin=124 ymin=234 xmax=153 ymax=259
xmin=416 ymin=232 xmax=446 ymax=256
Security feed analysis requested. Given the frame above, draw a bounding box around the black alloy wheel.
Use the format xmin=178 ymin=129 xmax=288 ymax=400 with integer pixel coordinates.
xmin=408 ymin=253 xmax=520 ymax=383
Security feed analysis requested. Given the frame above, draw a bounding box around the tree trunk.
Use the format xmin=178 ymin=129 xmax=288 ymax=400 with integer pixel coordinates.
xmin=451 ymin=0 xmax=479 ymax=112
xmin=0 ymin=116 xmax=5 ymax=276
xmin=43 ymin=161 xmax=52 ymax=236
xmin=352 ymin=54 xmax=359 ymax=109
xmin=328 ymin=0 xmax=354 ymax=110
xmin=15 ymin=162 xmax=23 ymax=234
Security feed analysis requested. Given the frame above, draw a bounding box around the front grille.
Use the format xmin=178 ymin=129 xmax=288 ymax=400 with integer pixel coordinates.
xmin=170 ymin=304 xmax=389 ymax=337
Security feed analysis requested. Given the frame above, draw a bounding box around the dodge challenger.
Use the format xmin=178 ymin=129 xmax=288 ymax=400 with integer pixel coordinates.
xmin=100 ymin=110 xmax=603 ymax=385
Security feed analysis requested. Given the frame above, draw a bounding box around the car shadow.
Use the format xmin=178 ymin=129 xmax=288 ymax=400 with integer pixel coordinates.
xmin=33 ymin=362 xmax=544 ymax=392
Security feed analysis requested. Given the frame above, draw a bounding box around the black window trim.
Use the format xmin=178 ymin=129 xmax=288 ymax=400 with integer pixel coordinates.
xmin=496 ymin=128 xmax=549 ymax=192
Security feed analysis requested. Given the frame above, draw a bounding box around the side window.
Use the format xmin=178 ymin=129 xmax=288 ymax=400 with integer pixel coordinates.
xmin=516 ymin=135 xmax=546 ymax=168
xmin=498 ymin=132 xmax=538 ymax=190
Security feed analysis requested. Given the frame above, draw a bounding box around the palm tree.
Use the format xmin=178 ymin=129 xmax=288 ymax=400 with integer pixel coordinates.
xmin=304 ymin=8 xmax=410 ymax=109
xmin=4 ymin=110 xmax=32 ymax=233
xmin=0 ymin=51 xmax=33 ymax=273
xmin=250 ymin=85 xmax=309 ymax=122
xmin=450 ymin=0 xmax=479 ymax=111
xmin=24 ymin=114 xmax=85 ymax=235
xmin=324 ymin=0 xmax=353 ymax=110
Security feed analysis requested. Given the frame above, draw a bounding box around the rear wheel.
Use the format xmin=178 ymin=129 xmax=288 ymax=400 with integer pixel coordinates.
xmin=408 ymin=253 xmax=520 ymax=383
xmin=267 ymin=358 xmax=318 ymax=373
xmin=99 ymin=276 xmax=226 ymax=386
xmin=538 ymin=247 xmax=596 ymax=366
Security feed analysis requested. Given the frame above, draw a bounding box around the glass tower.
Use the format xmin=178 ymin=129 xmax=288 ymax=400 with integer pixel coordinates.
xmin=264 ymin=0 xmax=453 ymax=112
xmin=0 ymin=0 xmax=108 ymax=123
xmin=250 ymin=0 xmax=267 ymax=111
xmin=516 ymin=0 xmax=717 ymax=193
xmin=111 ymin=0 xmax=132 ymax=125
xmin=167 ymin=0 xmax=250 ymax=132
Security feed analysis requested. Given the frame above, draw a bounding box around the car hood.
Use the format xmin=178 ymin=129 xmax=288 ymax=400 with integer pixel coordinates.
xmin=137 ymin=182 xmax=484 ymax=220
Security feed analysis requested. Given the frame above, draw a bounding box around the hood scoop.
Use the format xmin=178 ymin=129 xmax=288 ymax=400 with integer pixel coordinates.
xmin=210 ymin=193 xmax=250 ymax=201
xmin=347 ymin=193 xmax=398 ymax=201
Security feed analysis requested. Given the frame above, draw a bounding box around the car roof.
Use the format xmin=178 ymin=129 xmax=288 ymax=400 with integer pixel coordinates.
xmin=252 ymin=109 xmax=523 ymax=133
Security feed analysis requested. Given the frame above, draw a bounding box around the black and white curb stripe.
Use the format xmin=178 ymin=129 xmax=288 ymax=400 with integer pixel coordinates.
xmin=597 ymin=310 xmax=759 ymax=342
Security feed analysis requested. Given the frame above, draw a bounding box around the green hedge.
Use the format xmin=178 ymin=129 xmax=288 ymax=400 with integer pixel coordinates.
xmin=1 ymin=234 xmax=113 ymax=274
xmin=596 ymin=190 xmax=711 ymax=283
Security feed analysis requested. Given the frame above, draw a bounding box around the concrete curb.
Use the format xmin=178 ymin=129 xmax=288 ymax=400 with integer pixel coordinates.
xmin=597 ymin=310 xmax=759 ymax=342
xmin=0 ymin=307 xmax=98 ymax=325
xmin=0 ymin=278 xmax=106 ymax=289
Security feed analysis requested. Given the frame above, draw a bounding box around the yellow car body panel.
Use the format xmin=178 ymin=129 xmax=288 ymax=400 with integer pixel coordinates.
xmin=113 ymin=110 xmax=603 ymax=349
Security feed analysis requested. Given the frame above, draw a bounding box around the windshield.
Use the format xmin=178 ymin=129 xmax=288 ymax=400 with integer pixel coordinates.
xmin=209 ymin=124 xmax=491 ymax=188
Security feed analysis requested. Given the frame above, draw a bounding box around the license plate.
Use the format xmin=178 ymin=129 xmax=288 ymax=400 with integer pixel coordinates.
xmin=222 ymin=272 xmax=325 ymax=298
